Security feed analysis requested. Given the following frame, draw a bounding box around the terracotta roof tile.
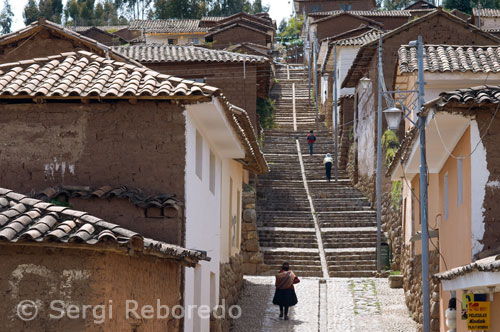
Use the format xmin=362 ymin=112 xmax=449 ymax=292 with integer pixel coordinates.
xmin=332 ymin=29 xmax=381 ymax=46
xmin=0 ymin=51 xmax=215 ymax=98
xmin=36 ymin=185 xmax=181 ymax=210
xmin=0 ymin=188 xmax=209 ymax=265
xmin=399 ymin=44 xmax=500 ymax=73
xmin=129 ymin=19 xmax=207 ymax=33
xmin=73 ymin=25 xmax=129 ymax=32
xmin=309 ymin=9 xmax=431 ymax=17
xmin=472 ymin=8 xmax=500 ymax=17
xmin=112 ymin=44 xmax=269 ymax=64
xmin=435 ymin=255 xmax=500 ymax=280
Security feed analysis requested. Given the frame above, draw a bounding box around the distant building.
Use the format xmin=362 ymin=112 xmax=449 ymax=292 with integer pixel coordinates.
xmin=294 ymin=0 xmax=377 ymax=15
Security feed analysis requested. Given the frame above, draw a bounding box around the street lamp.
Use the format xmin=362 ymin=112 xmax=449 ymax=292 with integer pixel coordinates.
xmin=376 ymin=35 xmax=430 ymax=332
xmin=383 ymin=106 xmax=402 ymax=130
xmin=359 ymin=76 xmax=371 ymax=90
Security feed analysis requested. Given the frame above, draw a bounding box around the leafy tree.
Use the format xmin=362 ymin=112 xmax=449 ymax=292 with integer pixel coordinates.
xmin=0 ymin=0 xmax=13 ymax=33
xmin=153 ymin=0 xmax=201 ymax=19
xmin=65 ymin=0 xmax=126 ymax=26
xmin=23 ymin=0 xmax=41 ymax=25
xmin=116 ymin=0 xmax=153 ymax=19
xmin=39 ymin=0 xmax=63 ymax=23
xmin=277 ymin=15 xmax=303 ymax=41
xmin=443 ymin=0 xmax=499 ymax=14
xmin=384 ymin=0 xmax=411 ymax=9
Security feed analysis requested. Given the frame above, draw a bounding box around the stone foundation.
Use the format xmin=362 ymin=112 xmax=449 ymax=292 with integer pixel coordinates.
xmin=212 ymin=254 xmax=244 ymax=332
xmin=401 ymin=245 xmax=440 ymax=331
xmin=240 ymin=189 xmax=269 ymax=275
xmin=381 ymin=184 xmax=402 ymax=270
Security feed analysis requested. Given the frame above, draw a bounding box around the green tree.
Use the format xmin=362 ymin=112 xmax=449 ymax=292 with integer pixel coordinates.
xmin=277 ymin=15 xmax=303 ymax=41
xmin=153 ymin=0 xmax=200 ymax=19
xmin=23 ymin=0 xmax=41 ymax=25
xmin=443 ymin=0 xmax=499 ymax=14
xmin=384 ymin=0 xmax=411 ymax=9
xmin=65 ymin=0 xmax=125 ymax=26
xmin=38 ymin=0 xmax=63 ymax=23
xmin=0 ymin=0 xmax=13 ymax=33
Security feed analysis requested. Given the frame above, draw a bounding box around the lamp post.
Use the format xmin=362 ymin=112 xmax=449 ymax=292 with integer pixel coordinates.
xmin=377 ymin=36 xmax=429 ymax=332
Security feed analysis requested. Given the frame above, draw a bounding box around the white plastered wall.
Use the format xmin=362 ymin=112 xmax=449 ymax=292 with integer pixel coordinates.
xmin=184 ymin=110 xmax=222 ymax=332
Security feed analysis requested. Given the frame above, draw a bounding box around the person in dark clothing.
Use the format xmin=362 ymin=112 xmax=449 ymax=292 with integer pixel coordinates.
xmin=323 ymin=153 xmax=333 ymax=182
xmin=272 ymin=262 xmax=300 ymax=320
xmin=307 ymin=130 xmax=316 ymax=156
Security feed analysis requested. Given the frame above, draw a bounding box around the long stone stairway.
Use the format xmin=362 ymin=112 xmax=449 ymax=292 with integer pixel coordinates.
xmin=256 ymin=65 xmax=377 ymax=278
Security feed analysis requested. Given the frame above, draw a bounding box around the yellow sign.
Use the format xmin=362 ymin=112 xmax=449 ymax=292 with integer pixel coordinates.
xmin=462 ymin=293 xmax=473 ymax=320
xmin=467 ymin=301 xmax=490 ymax=331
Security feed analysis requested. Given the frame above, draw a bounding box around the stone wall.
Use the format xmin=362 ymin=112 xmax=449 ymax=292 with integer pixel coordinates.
xmin=240 ymin=189 xmax=269 ymax=275
xmin=401 ymin=245 xmax=440 ymax=331
xmin=381 ymin=183 xmax=402 ymax=270
xmin=212 ymin=254 xmax=244 ymax=332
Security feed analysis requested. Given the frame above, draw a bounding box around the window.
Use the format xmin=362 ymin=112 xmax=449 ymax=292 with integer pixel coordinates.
xmin=189 ymin=78 xmax=205 ymax=83
xmin=209 ymin=150 xmax=215 ymax=194
xmin=196 ymin=130 xmax=203 ymax=179
xmin=210 ymin=272 xmax=216 ymax=308
xmin=457 ymin=159 xmax=463 ymax=206
xmin=340 ymin=4 xmax=352 ymax=10
xmin=309 ymin=4 xmax=322 ymax=12
xmin=444 ymin=173 xmax=449 ymax=220
xmin=168 ymin=38 xmax=177 ymax=45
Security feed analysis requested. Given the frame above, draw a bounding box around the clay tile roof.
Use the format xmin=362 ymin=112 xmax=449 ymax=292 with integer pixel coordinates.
xmin=438 ymin=85 xmax=500 ymax=104
xmin=434 ymin=255 xmax=500 ymax=280
xmin=313 ymin=11 xmax=383 ymax=26
xmin=112 ymin=44 xmax=269 ymax=64
xmin=0 ymin=187 xmax=209 ymax=265
xmin=200 ymin=16 xmax=225 ymax=22
xmin=387 ymin=84 xmax=500 ymax=176
xmin=73 ymin=25 xmax=129 ymax=33
xmin=36 ymin=185 xmax=181 ymax=210
xmin=0 ymin=50 xmax=217 ymax=98
xmin=398 ymin=44 xmax=500 ymax=74
xmin=472 ymin=8 xmax=500 ymax=17
xmin=0 ymin=18 xmax=141 ymax=67
xmin=129 ymin=19 xmax=207 ymax=33
xmin=205 ymin=22 xmax=270 ymax=38
xmin=310 ymin=10 xmax=422 ymax=17
xmin=332 ymin=29 xmax=381 ymax=46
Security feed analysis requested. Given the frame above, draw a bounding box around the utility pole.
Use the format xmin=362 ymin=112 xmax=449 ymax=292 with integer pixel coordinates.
xmin=376 ymin=33 xmax=383 ymax=273
xmin=333 ymin=43 xmax=338 ymax=182
xmin=416 ymin=35 xmax=430 ymax=332
xmin=313 ymin=32 xmax=319 ymax=130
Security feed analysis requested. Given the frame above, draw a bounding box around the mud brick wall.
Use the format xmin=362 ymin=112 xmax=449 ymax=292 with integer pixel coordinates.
xmin=475 ymin=110 xmax=500 ymax=254
xmin=146 ymin=62 xmax=259 ymax=131
xmin=0 ymin=100 xmax=186 ymax=198
xmin=68 ymin=197 xmax=182 ymax=245
xmin=209 ymin=26 xmax=269 ymax=49
xmin=298 ymin=0 xmax=375 ymax=14
xmin=0 ymin=30 xmax=114 ymax=63
xmin=315 ymin=15 xmax=379 ymax=41
xmin=0 ymin=245 xmax=182 ymax=332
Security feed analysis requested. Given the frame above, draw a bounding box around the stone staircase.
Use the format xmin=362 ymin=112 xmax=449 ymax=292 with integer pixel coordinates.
xmin=256 ymin=65 xmax=377 ymax=278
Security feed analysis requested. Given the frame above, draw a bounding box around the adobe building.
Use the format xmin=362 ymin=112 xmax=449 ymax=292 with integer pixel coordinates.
xmin=0 ymin=18 xmax=138 ymax=65
xmin=0 ymin=187 xmax=209 ymax=332
xmin=129 ymin=19 xmax=208 ymax=45
xmin=311 ymin=12 xmax=382 ymax=41
xmin=113 ymin=44 xmax=272 ymax=131
xmin=389 ymin=85 xmax=500 ymax=332
xmin=79 ymin=26 xmax=128 ymax=46
xmin=342 ymin=9 xmax=500 ymax=328
xmin=0 ymin=49 xmax=267 ymax=332
xmin=294 ymin=0 xmax=376 ymax=15
xmin=205 ymin=22 xmax=272 ymax=49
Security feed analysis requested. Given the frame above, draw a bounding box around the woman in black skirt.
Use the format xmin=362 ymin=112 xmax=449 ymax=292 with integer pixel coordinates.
xmin=272 ymin=262 xmax=300 ymax=320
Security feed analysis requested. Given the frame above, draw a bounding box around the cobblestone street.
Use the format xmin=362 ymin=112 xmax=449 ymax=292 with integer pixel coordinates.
xmin=232 ymin=276 xmax=419 ymax=332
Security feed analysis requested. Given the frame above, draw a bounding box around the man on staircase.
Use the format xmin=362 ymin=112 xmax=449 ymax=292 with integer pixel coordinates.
xmin=307 ymin=130 xmax=316 ymax=156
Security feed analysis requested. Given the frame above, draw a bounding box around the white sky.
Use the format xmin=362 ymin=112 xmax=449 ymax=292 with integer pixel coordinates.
xmin=2 ymin=0 xmax=293 ymax=31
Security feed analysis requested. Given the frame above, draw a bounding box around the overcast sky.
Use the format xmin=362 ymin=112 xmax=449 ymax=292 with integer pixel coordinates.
xmin=2 ymin=0 xmax=293 ymax=31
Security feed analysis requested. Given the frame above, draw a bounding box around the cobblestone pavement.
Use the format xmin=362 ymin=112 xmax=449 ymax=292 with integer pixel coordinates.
xmin=232 ymin=276 xmax=419 ymax=332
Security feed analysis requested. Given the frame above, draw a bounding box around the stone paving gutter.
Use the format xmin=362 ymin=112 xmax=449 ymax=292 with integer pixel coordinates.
xmin=232 ymin=276 xmax=419 ymax=332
